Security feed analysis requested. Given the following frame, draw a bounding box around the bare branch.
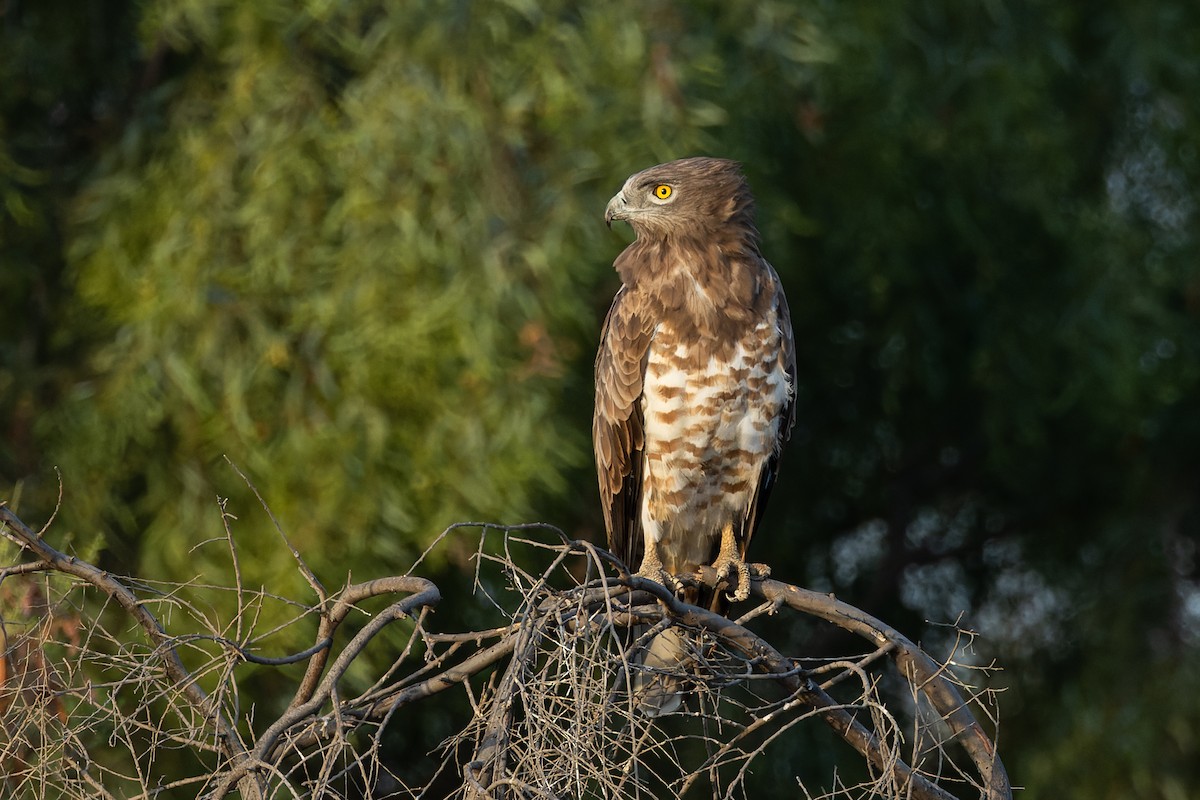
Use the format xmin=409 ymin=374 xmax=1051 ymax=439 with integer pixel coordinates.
xmin=1 ymin=503 xmax=1009 ymax=800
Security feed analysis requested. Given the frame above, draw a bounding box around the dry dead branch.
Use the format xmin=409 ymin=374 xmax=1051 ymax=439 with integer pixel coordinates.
xmin=1 ymin=501 xmax=1010 ymax=799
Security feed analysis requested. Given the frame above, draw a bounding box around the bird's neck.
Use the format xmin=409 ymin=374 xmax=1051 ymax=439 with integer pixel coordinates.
xmin=615 ymin=231 xmax=767 ymax=335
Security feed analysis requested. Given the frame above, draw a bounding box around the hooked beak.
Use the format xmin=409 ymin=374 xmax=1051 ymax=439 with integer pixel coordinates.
xmin=604 ymin=192 xmax=627 ymax=229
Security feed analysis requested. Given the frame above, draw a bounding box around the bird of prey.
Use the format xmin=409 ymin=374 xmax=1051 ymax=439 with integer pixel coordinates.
xmin=593 ymin=157 xmax=796 ymax=715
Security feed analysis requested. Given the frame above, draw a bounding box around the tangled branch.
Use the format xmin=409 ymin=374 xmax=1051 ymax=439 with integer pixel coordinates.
xmin=1 ymin=501 xmax=1009 ymax=799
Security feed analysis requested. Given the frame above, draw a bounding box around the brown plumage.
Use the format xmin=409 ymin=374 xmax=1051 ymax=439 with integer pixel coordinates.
xmin=594 ymin=157 xmax=796 ymax=714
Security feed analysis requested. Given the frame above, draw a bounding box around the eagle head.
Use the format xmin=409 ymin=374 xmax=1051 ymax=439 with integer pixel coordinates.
xmin=604 ymin=157 xmax=756 ymax=237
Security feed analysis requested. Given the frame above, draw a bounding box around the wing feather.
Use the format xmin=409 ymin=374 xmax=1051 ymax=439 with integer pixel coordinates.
xmin=738 ymin=260 xmax=797 ymax=557
xmin=593 ymin=287 xmax=656 ymax=570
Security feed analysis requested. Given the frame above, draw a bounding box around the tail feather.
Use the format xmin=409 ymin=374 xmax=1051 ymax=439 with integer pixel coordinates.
xmin=627 ymin=582 xmax=726 ymax=716
xmin=630 ymin=626 xmax=690 ymax=717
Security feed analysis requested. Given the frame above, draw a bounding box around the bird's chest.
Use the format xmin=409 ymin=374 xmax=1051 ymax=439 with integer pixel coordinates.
xmin=640 ymin=321 xmax=786 ymax=517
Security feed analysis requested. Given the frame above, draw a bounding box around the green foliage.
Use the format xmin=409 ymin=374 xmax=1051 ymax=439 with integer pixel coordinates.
xmin=3 ymin=0 xmax=1200 ymax=796
xmin=47 ymin=0 xmax=730 ymax=583
xmin=750 ymin=3 xmax=1200 ymax=794
xmin=0 ymin=0 xmax=140 ymax=485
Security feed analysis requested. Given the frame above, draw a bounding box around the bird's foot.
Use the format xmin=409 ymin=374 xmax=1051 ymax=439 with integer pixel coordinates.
xmin=713 ymin=553 xmax=752 ymax=602
xmin=637 ymin=567 xmax=684 ymax=594
xmin=712 ymin=522 xmax=760 ymax=602
xmin=635 ymin=549 xmax=683 ymax=595
xmin=748 ymin=562 xmax=772 ymax=581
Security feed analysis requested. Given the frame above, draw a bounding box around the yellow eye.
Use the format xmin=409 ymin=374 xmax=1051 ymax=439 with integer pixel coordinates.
xmin=653 ymin=184 xmax=673 ymax=200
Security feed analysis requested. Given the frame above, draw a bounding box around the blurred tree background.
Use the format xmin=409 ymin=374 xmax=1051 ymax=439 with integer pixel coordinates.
xmin=2 ymin=0 xmax=1198 ymax=796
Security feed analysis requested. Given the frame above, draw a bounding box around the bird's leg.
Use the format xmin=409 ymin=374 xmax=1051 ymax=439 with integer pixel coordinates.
xmin=711 ymin=522 xmax=752 ymax=602
xmin=636 ymin=539 xmax=683 ymax=594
